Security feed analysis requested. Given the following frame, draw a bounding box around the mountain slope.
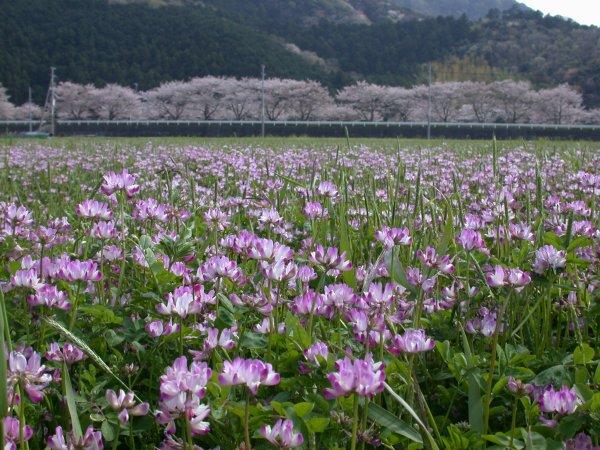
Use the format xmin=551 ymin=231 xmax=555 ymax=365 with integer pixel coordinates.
xmin=1 ymin=0 xmax=599 ymax=108
xmin=0 ymin=0 xmax=337 ymax=104
xmin=385 ymin=0 xmax=520 ymax=19
xmin=110 ymin=0 xmax=522 ymax=23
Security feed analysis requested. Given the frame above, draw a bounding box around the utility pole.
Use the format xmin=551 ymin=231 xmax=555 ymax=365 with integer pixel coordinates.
xmin=50 ymin=67 xmax=56 ymax=136
xmin=427 ymin=62 xmax=432 ymax=140
xmin=28 ymin=87 xmax=33 ymax=132
xmin=261 ymin=64 xmax=266 ymax=138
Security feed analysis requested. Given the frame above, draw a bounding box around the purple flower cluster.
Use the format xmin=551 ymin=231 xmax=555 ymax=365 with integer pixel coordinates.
xmin=387 ymin=329 xmax=435 ymax=355
xmin=156 ymin=356 xmax=212 ymax=436
xmin=106 ymin=389 xmax=150 ymax=425
xmin=486 ymin=265 xmax=531 ymax=290
xmin=48 ymin=425 xmax=103 ymax=450
xmin=259 ymin=419 xmax=304 ymax=449
xmin=324 ymin=354 xmax=385 ymax=399
xmin=8 ymin=349 xmax=51 ymax=403
xmin=218 ymin=357 xmax=280 ymax=395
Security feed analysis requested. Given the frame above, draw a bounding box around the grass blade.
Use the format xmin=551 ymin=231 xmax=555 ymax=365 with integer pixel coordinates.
xmin=63 ymin=361 xmax=83 ymax=439
xmin=368 ymin=402 xmax=422 ymax=443
xmin=44 ymin=317 xmax=140 ymax=403
xmin=383 ymin=382 xmax=439 ymax=450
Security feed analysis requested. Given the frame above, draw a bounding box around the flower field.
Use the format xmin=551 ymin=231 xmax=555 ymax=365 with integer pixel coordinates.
xmin=0 ymin=138 xmax=598 ymax=449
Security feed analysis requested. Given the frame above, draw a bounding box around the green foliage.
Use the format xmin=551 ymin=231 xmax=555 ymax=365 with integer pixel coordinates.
xmin=2 ymin=1 xmax=599 ymax=107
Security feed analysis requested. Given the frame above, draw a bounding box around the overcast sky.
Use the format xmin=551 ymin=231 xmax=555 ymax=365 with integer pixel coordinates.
xmin=520 ymin=1 xmax=600 ymax=26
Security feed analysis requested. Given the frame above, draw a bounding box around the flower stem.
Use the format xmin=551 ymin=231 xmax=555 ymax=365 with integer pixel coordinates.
xmin=185 ymin=414 xmax=193 ymax=450
xmin=309 ymin=273 xmax=327 ymax=341
xmin=0 ymin=283 xmax=11 ymax=351
xmin=111 ymin=425 xmax=121 ymax=450
xmin=244 ymin=388 xmax=252 ymax=450
xmin=116 ymin=193 xmax=127 ymax=301
xmin=179 ymin=316 xmax=184 ymax=356
xmin=0 ymin=418 xmax=4 ymax=450
xmin=68 ymin=283 xmax=82 ymax=331
xmin=0 ymin=282 xmax=10 ymax=450
xmin=359 ymin=398 xmax=369 ymax=450
xmin=19 ymin=382 xmax=25 ymax=450
xmin=129 ymin=420 xmax=135 ymax=449
xmin=350 ymin=393 xmax=360 ymax=450
xmin=483 ymin=293 xmax=509 ymax=435
xmin=509 ymin=397 xmax=518 ymax=449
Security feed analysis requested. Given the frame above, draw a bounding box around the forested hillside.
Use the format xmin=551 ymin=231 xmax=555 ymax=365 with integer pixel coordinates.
xmin=1 ymin=0 xmax=599 ymax=107
xmin=0 ymin=0 xmax=335 ymax=104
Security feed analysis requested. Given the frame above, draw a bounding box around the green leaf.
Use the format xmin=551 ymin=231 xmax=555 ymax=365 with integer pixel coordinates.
xmin=575 ymin=383 xmax=593 ymax=402
xmin=543 ymin=232 xmax=562 ymax=248
xmin=240 ymin=332 xmax=268 ymax=349
xmin=215 ymin=301 xmax=236 ymax=328
xmin=589 ymin=393 xmax=600 ymax=412
xmin=285 ymin=313 xmax=310 ymax=348
xmin=467 ymin=370 xmax=484 ymax=433
xmin=217 ymin=293 xmax=235 ymax=314
xmin=105 ymin=329 xmax=125 ymax=347
xmin=530 ymin=365 xmax=570 ymax=386
xmin=521 ymin=429 xmax=547 ymax=450
xmin=483 ymin=433 xmax=523 ymax=448
xmin=90 ymin=413 xmax=105 ymax=422
xmin=270 ymin=401 xmax=286 ymax=417
xmin=101 ymin=420 xmax=116 ymax=442
xmin=150 ymin=260 xmax=166 ymax=275
xmin=307 ymin=393 xmax=331 ymax=414
xmin=575 ymin=367 xmax=589 ymax=384
xmin=79 ymin=304 xmax=123 ymax=325
xmin=138 ymin=234 xmax=153 ymax=250
xmin=567 ymin=236 xmax=592 ymax=252
xmin=367 ymin=402 xmax=422 ymax=443
xmin=493 ymin=376 xmax=508 ymax=396
xmin=573 ymin=343 xmax=595 ymax=365
xmin=519 ymin=396 xmax=532 ymax=411
xmin=437 ymin=207 xmax=454 ymax=256
xmin=385 ymin=250 xmax=417 ymax=295
xmin=558 ymin=415 xmax=584 ymax=439
xmin=292 ymin=402 xmax=314 ymax=418
xmin=143 ymin=248 xmax=157 ymax=266
xmin=306 ymin=417 xmax=329 ymax=433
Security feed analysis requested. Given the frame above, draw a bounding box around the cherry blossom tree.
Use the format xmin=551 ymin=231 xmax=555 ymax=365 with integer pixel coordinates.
xmin=461 ymin=81 xmax=499 ymax=122
xmin=581 ymin=108 xmax=600 ymax=125
xmin=19 ymin=77 xmax=598 ymax=124
xmin=314 ymin=103 xmax=358 ymax=120
xmin=385 ymin=87 xmax=420 ymax=122
xmin=336 ymin=82 xmax=395 ymax=122
xmin=489 ymin=80 xmax=537 ymax=123
xmin=185 ymin=76 xmax=226 ymax=120
xmin=284 ymin=80 xmax=333 ymax=121
xmin=143 ymin=81 xmax=193 ymax=120
xmin=262 ymin=78 xmax=294 ymax=121
xmin=0 ymin=84 xmax=16 ymax=120
xmin=55 ymin=82 xmax=96 ymax=119
xmin=222 ymin=78 xmax=260 ymax=120
xmin=89 ymin=84 xmax=142 ymax=120
xmin=535 ymin=84 xmax=585 ymax=124
xmin=429 ymin=82 xmax=467 ymax=122
xmin=13 ymin=102 xmax=43 ymax=120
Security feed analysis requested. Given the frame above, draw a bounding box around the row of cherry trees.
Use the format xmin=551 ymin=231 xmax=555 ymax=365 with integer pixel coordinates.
xmin=0 ymin=85 xmax=43 ymax=121
xmin=2 ymin=77 xmax=599 ymax=124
